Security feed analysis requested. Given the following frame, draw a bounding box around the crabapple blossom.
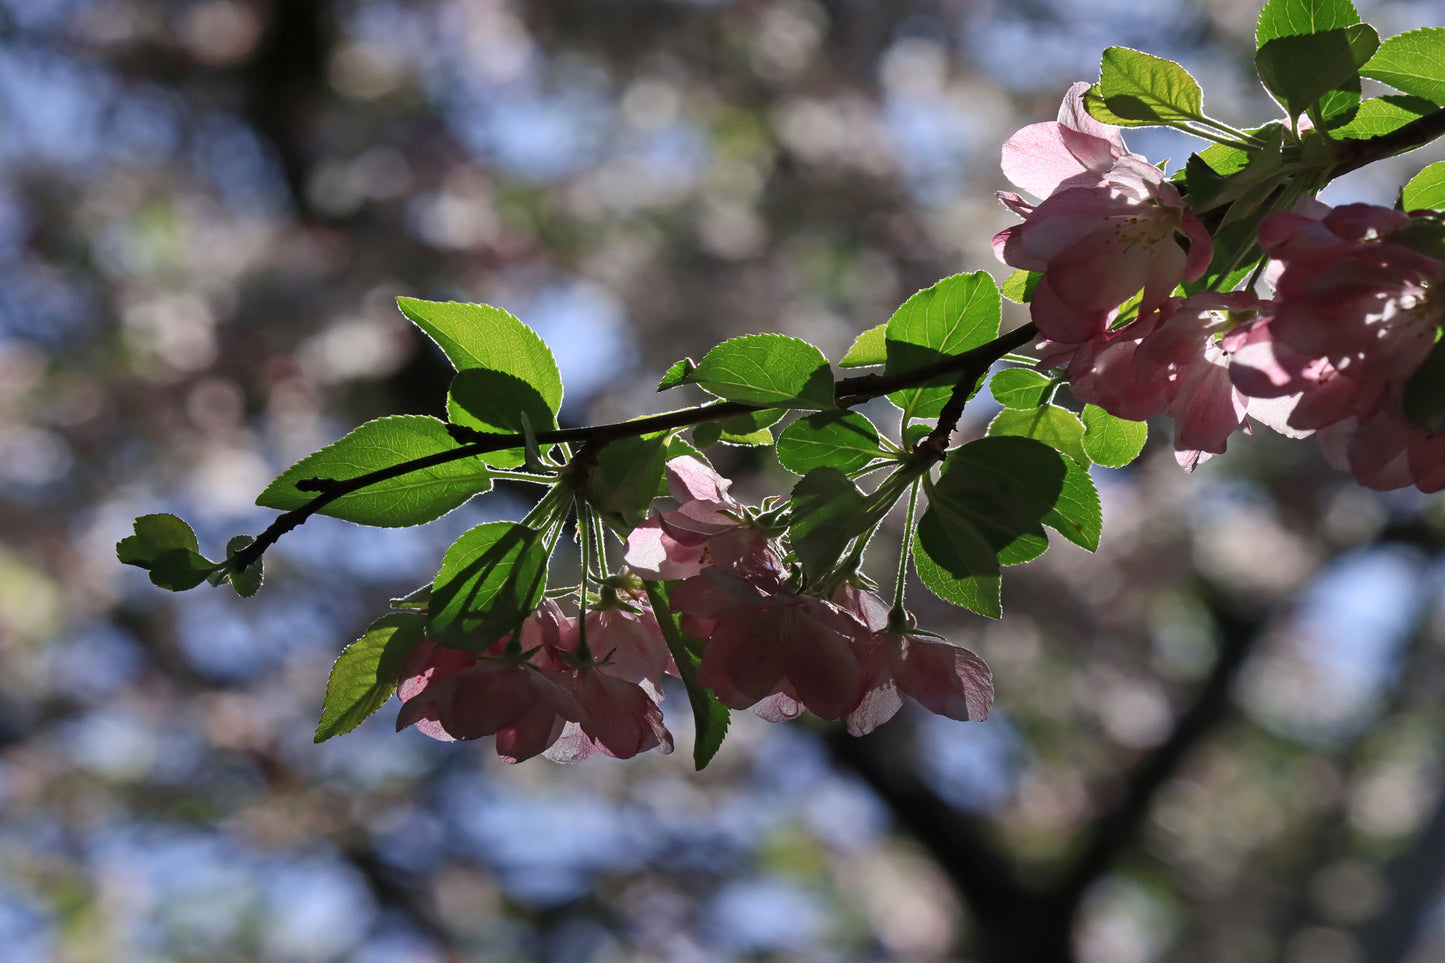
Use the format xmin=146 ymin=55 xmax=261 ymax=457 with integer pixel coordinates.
xmin=993 ymin=82 xmax=1212 ymax=345
xmin=396 ymin=599 xmax=673 ymax=763
xmin=624 ymin=455 xmax=783 ymax=581
xmin=832 ymin=586 xmax=994 ymax=737
xmin=674 ymin=569 xmax=867 ymax=721
xmin=1225 ymin=203 xmax=1445 ymax=490
xmin=395 ymin=635 xmax=583 ymax=763
xmin=1258 ymin=203 xmax=1444 ymax=383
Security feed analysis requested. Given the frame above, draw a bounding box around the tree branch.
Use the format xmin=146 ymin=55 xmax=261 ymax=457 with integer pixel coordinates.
xmin=1331 ymin=105 xmax=1445 ymax=180
xmin=231 ymin=322 xmax=1039 ymax=571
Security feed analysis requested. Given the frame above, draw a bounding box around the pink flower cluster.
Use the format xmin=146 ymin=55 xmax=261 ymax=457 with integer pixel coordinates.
xmin=1228 ymin=203 xmax=1445 ymax=491
xmin=627 ymin=457 xmax=994 ymax=736
xmin=396 ymin=595 xmax=675 ymax=764
xmin=996 ymin=84 xmax=1445 ymax=487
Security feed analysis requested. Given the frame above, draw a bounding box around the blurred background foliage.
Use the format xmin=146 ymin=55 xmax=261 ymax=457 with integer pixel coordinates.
xmin=3 ymin=0 xmax=1445 ymax=961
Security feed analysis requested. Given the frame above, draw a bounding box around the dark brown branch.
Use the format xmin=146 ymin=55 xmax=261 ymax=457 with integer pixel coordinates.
xmin=1331 ymin=105 xmax=1445 ymax=180
xmin=231 ymin=323 xmax=1039 ymax=571
xmin=1054 ymin=583 xmax=1268 ymax=912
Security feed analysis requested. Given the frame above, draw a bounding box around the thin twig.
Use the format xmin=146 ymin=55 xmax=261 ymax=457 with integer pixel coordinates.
xmin=232 ymin=323 xmax=1040 ymax=571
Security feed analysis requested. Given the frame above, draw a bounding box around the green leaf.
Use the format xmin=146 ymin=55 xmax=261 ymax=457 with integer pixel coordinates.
xmin=1404 ymin=162 xmax=1445 ymax=211
xmin=117 ymin=513 xmax=200 ymax=568
xmin=428 ymin=522 xmax=548 ymax=649
xmin=691 ymin=421 xmax=723 ymax=448
xmin=987 ymin=405 xmax=1088 ymax=466
xmin=1361 ymin=27 xmax=1445 ymax=105
xmin=1042 ymin=456 xmax=1102 ymax=552
xmin=448 ymin=367 xmax=559 ymax=436
xmin=776 ymin=409 xmax=883 ymax=475
xmin=658 ymin=358 xmax=698 ymax=390
xmin=1001 ymin=269 xmax=1040 ymax=304
xmin=257 ymin=415 xmax=494 ymax=527
xmin=149 ymin=548 xmax=218 ymax=592
xmin=644 ymin=580 xmax=730 ymax=770
xmin=1334 ymin=94 xmax=1439 ymax=139
xmin=1081 ymin=404 xmax=1149 ymax=467
xmin=584 ymin=433 xmax=669 ymax=528
xmin=989 ymin=369 xmax=1055 ymax=409
xmin=916 ymin=436 xmax=1067 ymax=598
xmin=116 ymin=514 xmax=218 ymax=591
xmin=314 ymin=613 xmax=426 ymax=742
xmin=840 ymin=324 xmax=887 ymax=368
xmin=223 ymin=535 xmax=263 ymax=598
xmin=1097 ymin=46 xmax=1207 ymax=125
xmin=1256 ymin=0 xmax=1359 ymax=47
xmin=913 ymin=533 xmax=1002 ymax=619
xmin=716 ymin=408 xmax=784 ymax=446
xmin=447 ymin=367 xmax=559 ymax=468
xmin=1404 ymin=337 xmax=1445 ymax=433
xmin=396 ymin=298 xmax=563 ymax=413
xmin=885 ymin=272 xmax=1002 ymax=421
xmin=1256 ymin=25 xmax=1378 ymax=121
xmin=788 ymin=468 xmax=869 ymax=582
xmin=691 ymin=333 xmax=836 ymax=410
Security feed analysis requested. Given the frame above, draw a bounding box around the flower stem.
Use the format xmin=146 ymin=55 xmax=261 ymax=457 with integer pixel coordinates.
xmin=891 ymin=478 xmax=921 ymax=617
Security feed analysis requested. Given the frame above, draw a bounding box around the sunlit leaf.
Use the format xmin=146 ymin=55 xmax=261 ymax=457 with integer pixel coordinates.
xmin=776 ymin=409 xmax=883 ymax=475
xmin=257 ymin=416 xmax=494 ymax=527
xmin=886 ymin=272 xmax=1001 ymax=421
xmin=989 ymin=369 xmax=1055 ymax=409
xmin=1097 ymin=46 xmax=1207 ymax=125
xmin=1403 ymin=161 xmax=1445 ymax=211
xmin=1081 ymin=404 xmax=1149 ymax=468
xmin=840 ymin=323 xmax=887 ymax=367
xmin=691 ymin=333 xmax=836 ymax=409
xmin=314 ymin=613 xmax=426 ymax=742
xmin=428 ymin=522 xmax=548 ymax=649
xmin=987 ymin=405 xmax=1088 ymax=466
xmin=1256 ymin=25 xmax=1378 ymax=121
xmin=1361 ymin=27 xmax=1445 ymax=105
xmin=396 ymin=298 xmax=563 ymax=414
xmin=1256 ymin=0 xmax=1359 ymax=47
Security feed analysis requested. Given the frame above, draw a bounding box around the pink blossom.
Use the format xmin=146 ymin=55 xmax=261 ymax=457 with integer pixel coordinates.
xmin=993 ymin=84 xmax=1212 ymax=344
xmin=1223 ymin=203 xmax=1445 ymax=491
xmin=1260 ymin=204 xmax=1444 ymax=383
xmin=673 ymin=570 xmax=866 ymax=720
xmin=396 ymin=599 xmax=674 ymax=763
xmin=395 ymin=637 xmax=583 ymax=763
xmin=624 ymin=456 xmax=783 ymax=582
xmin=832 ymin=587 xmax=994 ymax=737
xmin=525 ymin=599 xmax=675 ymax=762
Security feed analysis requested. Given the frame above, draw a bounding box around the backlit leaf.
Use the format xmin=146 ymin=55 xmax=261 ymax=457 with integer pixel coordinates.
xmin=314 ymin=613 xmax=426 ymax=742
xmin=692 ymin=333 xmax=836 ymax=409
xmin=885 ymin=272 xmax=1001 ymax=421
xmin=1097 ymin=46 xmax=1207 ymax=125
xmin=776 ymin=409 xmax=883 ymax=475
xmin=1403 ymin=162 xmax=1445 ymax=211
xmin=1361 ymin=27 xmax=1445 ymax=105
xmin=428 ymin=522 xmax=548 ymax=649
xmin=397 ymin=298 xmax=563 ymax=414
xmin=257 ymin=416 xmax=494 ymax=527
xmin=1081 ymin=404 xmax=1149 ymax=467
xmin=987 ymin=405 xmax=1088 ymax=466
xmin=989 ymin=369 xmax=1055 ymax=409
xmin=840 ymin=324 xmax=887 ymax=367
